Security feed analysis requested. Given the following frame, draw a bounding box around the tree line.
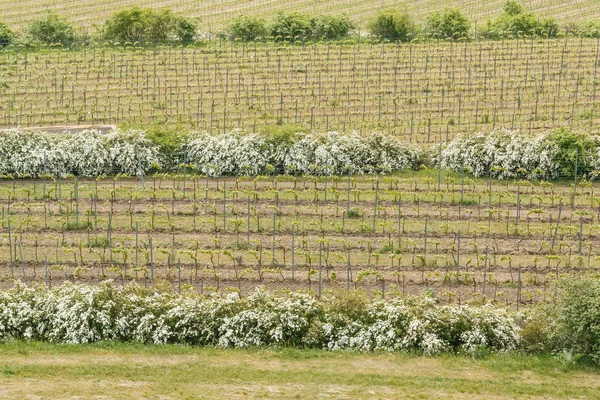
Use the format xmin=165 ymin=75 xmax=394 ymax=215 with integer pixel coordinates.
xmin=1 ymin=1 xmax=600 ymax=47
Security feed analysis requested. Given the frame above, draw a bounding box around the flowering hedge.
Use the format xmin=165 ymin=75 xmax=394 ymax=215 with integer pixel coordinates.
xmin=185 ymin=130 xmax=423 ymax=176
xmin=0 ymin=282 xmax=519 ymax=353
xmin=0 ymin=128 xmax=160 ymax=178
xmin=439 ymin=129 xmax=600 ymax=180
xmin=5 ymin=127 xmax=598 ymax=180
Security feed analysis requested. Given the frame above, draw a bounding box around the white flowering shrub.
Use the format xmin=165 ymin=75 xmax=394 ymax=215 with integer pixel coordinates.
xmin=366 ymin=133 xmax=424 ymax=172
xmin=0 ymin=282 xmax=519 ymax=354
xmin=440 ymin=129 xmax=600 ymax=180
xmin=440 ymin=130 xmax=558 ymax=179
xmin=186 ymin=130 xmax=274 ymax=176
xmin=184 ymin=130 xmax=422 ymax=176
xmin=105 ymin=130 xmax=161 ymax=176
xmin=0 ymin=128 xmax=160 ymax=178
xmin=305 ymin=296 xmax=518 ymax=354
xmin=60 ymin=131 xmax=112 ymax=176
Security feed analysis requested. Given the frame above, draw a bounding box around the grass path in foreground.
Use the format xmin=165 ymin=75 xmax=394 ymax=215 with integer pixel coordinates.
xmin=0 ymin=342 xmax=599 ymax=399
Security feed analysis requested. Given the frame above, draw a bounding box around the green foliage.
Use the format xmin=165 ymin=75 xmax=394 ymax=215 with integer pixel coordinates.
xmin=268 ymin=12 xmax=312 ymax=41
xmin=487 ymin=1 xmax=558 ymax=38
xmin=426 ymin=8 xmax=471 ymax=39
xmin=121 ymin=122 xmax=189 ymax=169
xmin=547 ymin=129 xmax=597 ymax=177
xmin=227 ymin=15 xmax=267 ymax=41
xmin=323 ymin=290 xmax=369 ymax=320
xmin=102 ymin=7 xmax=196 ymax=43
xmin=308 ymin=14 xmax=354 ymax=40
xmin=517 ymin=305 xmax=557 ymax=354
xmin=259 ymin=124 xmax=306 ymax=147
xmin=345 ymin=208 xmax=361 ymax=219
xmin=368 ymin=9 xmax=412 ymax=42
xmin=556 ymin=278 xmax=600 ymax=365
xmin=570 ymin=20 xmax=600 ymax=38
xmin=0 ymin=22 xmax=14 ymax=47
xmin=26 ymin=13 xmax=76 ymax=45
xmin=503 ymin=0 xmax=525 ymax=16
xmin=536 ymin=17 xmax=559 ymax=38
xmin=228 ymin=13 xmax=353 ymax=42
xmin=519 ymin=277 xmax=600 ymax=366
xmin=174 ymin=16 xmax=198 ymax=43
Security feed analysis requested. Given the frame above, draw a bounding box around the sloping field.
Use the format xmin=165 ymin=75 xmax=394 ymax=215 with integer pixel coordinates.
xmin=1 ymin=171 xmax=598 ymax=307
xmin=1 ymin=38 xmax=599 ymax=141
xmin=0 ymin=0 xmax=598 ymax=31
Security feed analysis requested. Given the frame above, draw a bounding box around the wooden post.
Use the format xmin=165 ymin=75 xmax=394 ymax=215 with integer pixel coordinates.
xmin=579 ymin=215 xmax=583 ymax=256
xmin=456 ymin=230 xmax=461 ymax=274
xmin=318 ymin=242 xmax=323 ymax=298
xmin=75 ymin=177 xmax=79 ymax=226
xmin=482 ymin=246 xmax=488 ymax=296
xmin=272 ymin=213 xmax=276 ymax=266
xmin=437 ymin=143 xmax=442 ymax=191
xmin=183 ymin=151 xmax=187 ymax=197
xmin=137 ymin=151 xmax=145 ymax=189
xmin=108 ymin=212 xmax=113 ymax=263
xmin=347 ymin=249 xmax=351 ymax=292
xmin=94 ymin=192 xmax=97 ymax=230
xmin=516 ymin=184 xmax=521 ymax=230
xmin=150 ymin=236 xmax=154 ymax=282
xmin=223 ymin=181 xmax=227 ymax=231
xmin=135 ymin=222 xmax=139 ymax=278
xmin=517 ymin=265 xmax=522 ymax=311
xmin=19 ymin=239 xmax=26 ymax=284
xmin=45 ymin=256 xmax=49 ymax=289
xmin=423 ymin=216 xmax=429 ymax=260
xmin=551 ymin=202 xmax=563 ymax=250
xmin=372 ymin=178 xmax=379 ymax=231
xmin=291 ymin=223 xmax=295 ymax=281
xmin=247 ymin=195 xmax=251 ymax=244
xmin=43 ymin=150 xmax=47 ymax=198
xmin=178 ymin=258 xmax=181 ymax=294
xmin=8 ymin=218 xmax=13 ymax=278
xmin=397 ymin=199 xmax=402 ymax=250
xmin=346 ymin=167 xmax=351 ymax=214
xmin=324 ymin=156 xmax=328 ymax=202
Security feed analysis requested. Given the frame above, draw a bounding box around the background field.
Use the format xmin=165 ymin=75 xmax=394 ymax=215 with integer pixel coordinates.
xmin=0 ymin=341 xmax=598 ymax=399
xmin=1 ymin=38 xmax=599 ymax=141
xmin=0 ymin=0 xmax=599 ymax=32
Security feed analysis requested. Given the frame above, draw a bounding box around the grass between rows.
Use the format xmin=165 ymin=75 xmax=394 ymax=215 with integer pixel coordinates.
xmin=0 ymin=341 xmax=598 ymax=399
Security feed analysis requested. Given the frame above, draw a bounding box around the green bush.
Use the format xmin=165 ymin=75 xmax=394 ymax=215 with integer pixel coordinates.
xmin=102 ymin=7 xmax=196 ymax=43
xmin=227 ymin=15 xmax=267 ymax=41
xmin=0 ymin=22 xmax=14 ymax=47
xmin=259 ymin=124 xmax=306 ymax=147
xmin=488 ymin=1 xmax=558 ymax=38
xmin=27 ymin=13 xmax=76 ymax=45
xmin=268 ymin=12 xmax=312 ymax=41
xmin=119 ymin=122 xmax=188 ymax=169
xmin=571 ymin=21 xmax=600 ymax=38
xmin=555 ymin=278 xmax=600 ymax=365
xmin=309 ymin=14 xmax=354 ymax=40
xmin=503 ymin=0 xmax=525 ymax=16
xmin=547 ymin=129 xmax=597 ymax=177
xmin=518 ymin=305 xmax=556 ymax=354
xmin=174 ymin=16 xmax=198 ymax=43
xmin=426 ymin=8 xmax=471 ymax=39
xmin=519 ymin=277 xmax=600 ymax=365
xmin=368 ymin=9 xmax=412 ymax=42
xmin=535 ymin=17 xmax=559 ymax=38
